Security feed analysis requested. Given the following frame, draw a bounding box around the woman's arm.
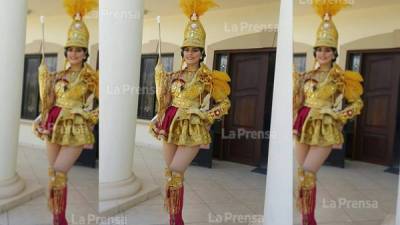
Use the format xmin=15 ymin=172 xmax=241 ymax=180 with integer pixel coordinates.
xmin=204 ymin=97 xmax=231 ymax=124
xmin=72 ymin=68 xmax=99 ymax=126
xmin=293 ymin=71 xmax=304 ymax=115
xmin=154 ymin=61 xmax=172 ymax=118
xmin=321 ymin=70 xmax=364 ymax=124
xmin=38 ymin=60 xmax=55 ymax=117
xmin=190 ymin=69 xmax=231 ymax=124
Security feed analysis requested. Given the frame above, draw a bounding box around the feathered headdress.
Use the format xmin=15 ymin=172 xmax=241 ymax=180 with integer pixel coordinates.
xmin=312 ymin=0 xmax=349 ymax=19
xmin=64 ymin=0 xmax=98 ymax=19
xmin=312 ymin=0 xmax=349 ymax=48
xmin=64 ymin=0 xmax=98 ymax=48
xmin=180 ymin=0 xmax=218 ymax=48
xmin=180 ymin=0 xmax=218 ymax=19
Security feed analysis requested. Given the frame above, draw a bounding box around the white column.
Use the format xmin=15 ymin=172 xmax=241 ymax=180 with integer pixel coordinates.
xmin=99 ymin=0 xmax=144 ymax=200
xmin=395 ymin=172 xmax=400 ymax=225
xmin=0 ymin=0 xmax=27 ymax=199
xmin=264 ymin=0 xmax=293 ymax=224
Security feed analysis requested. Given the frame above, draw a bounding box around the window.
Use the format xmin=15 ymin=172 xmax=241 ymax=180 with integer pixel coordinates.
xmin=348 ymin=53 xmax=362 ymax=72
xmin=21 ymin=54 xmax=57 ymax=120
xmin=293 ymin=53 xmax=307 ymax=73
xmin=137 ymin=54 xmax=174 ymax=120
xmin=215 ymin=53 xmax=228 ymax=72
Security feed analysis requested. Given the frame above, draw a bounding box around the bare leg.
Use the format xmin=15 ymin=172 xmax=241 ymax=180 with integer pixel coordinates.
xmin=295 ymin=141 xmax=310 ymax=167
xmin=303 ymin=146 xmax=333 ymax=173
xmin=166 ymin=145 xmax=200 ymax=225
xmin=297 ymin=146 xmax=332 ymax=225
xmin=53 ymin=146 xmax=84 ymax=173
xmin=163 ymin=142 xmax=178 ymax=167
xmin=169 ymin=145 xmax=200 ymax=174
xmin=47 ymin=142 xmax=62 ymax=167
xmin=49 ymin=145 xmax=82 ymax=225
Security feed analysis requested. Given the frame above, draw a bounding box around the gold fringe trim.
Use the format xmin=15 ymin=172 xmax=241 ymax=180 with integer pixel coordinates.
xmin=296 ymin=167 xmax=304 ymax=212
xmin=164 ymin=170 xmax=184 ymax=215
xmin=297 ymin=169 xmax=316 ymax=214
xmin=300 ymin=186 xmax=315 ymax=215
xmin=49 ymin=171 xmax=68 ymax=215
xmin=48 ymin=167 xmax=55 ymax=211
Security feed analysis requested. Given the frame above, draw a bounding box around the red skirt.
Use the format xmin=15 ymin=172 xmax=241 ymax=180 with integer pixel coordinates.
xmin=293 ymin=106 xmax=310 ymax=135
xmin=44 ymin=106 xmax=62 ymax=132
xmin=155 ymin=106 xmax=178 ymax=138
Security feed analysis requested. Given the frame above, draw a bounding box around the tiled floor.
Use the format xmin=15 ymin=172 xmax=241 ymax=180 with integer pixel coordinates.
xmin=0 ymin=146 xmax=98 ymax=225
xmin=294 ymin=162 xmax=398 ymax=225
xmin=0 ymin=145 xmax=398 ymax=225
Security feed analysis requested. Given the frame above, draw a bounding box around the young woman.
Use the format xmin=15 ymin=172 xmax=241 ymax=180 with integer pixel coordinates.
xmin=33 ymin=1 xmax=98 ymax=224
xmin=293 ymin=2 xmax=364 ymax=225
xmin=149 ymin=1 xmax=231 ymax=224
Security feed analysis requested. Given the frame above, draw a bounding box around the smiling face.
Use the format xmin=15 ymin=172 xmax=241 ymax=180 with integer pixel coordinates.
xmin=183 ymin=47 xmax=202 ymax=66
xmin=66 ymin=47 xmax=86 ymax=66
xmin=315 ymin=46 xmax=335 ymax=67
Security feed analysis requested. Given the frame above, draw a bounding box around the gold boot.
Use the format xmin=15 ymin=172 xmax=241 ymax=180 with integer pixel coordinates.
xmin=299 ymin=170 xmax=317 ymax=225
xmin=48 ymin=167 xmax=55 ymax=211
xmin=296 ymin=167 xmax=305 ymax=212
xmin=51 ymin=171 xmax=68 ymax=225
xmin=164 ymin=169 xmax=185 ymax=225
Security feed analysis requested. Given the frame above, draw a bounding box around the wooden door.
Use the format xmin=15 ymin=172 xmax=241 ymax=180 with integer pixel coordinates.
xmin=222 ymin=51 xmax=271 ymax=166
xmin=355 ymin=52 xmax=400 ymax=165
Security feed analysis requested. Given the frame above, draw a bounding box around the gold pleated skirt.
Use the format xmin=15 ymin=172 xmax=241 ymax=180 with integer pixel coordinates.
xmin=295 ymin=108 xmax=344 ymax=147
xmin=34 ymin=109 xmax=95 ymax=146
xmin=150 ymin=107 xmax=211 ymax=147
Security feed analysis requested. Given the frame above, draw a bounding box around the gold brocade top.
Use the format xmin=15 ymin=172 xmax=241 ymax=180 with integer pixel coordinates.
xmin=38 ymin=63 xmax=99 ymax=126
xmin=293 ymin=64 xmax=364 ymax=125
xmin=154 ymin=62 xmax=231 ymax=125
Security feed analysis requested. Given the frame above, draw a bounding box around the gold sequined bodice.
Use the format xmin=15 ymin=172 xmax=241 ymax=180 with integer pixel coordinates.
xmin=303 ymin=70 xmax=338 ymax=109
xmin=170 ymin=70 xmax=204 ymax=109
xmin=54 ymin=71 xmax=88 ymax=109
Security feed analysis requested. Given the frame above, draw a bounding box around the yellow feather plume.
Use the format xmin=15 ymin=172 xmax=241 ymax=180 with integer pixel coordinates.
xmin=211 ymin=71 xmax=231 ymax=101
xmin=344 ymin=70 xmax=363 ymax=82
xmin=179 ymin=0 xmax=218 ymax=19
xmin=343 ymin=71 xmax=363 ymax=102
xmin=64 ymin=0 xmax=98 ymax=18
xmin=312 ymin=0 xmax=349 ymax=18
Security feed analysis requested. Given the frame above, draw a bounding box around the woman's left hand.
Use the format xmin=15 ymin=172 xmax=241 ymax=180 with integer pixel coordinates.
xmin=186 ymin=108 xmax=207 ymax=120
xmin=319 ymin=108 xmax=338 ymax=119
xmin=70 ymin=107 xmax=89 ymax=119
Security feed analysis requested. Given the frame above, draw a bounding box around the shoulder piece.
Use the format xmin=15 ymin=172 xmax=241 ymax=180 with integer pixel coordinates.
xmin=199 ymin=63 xmax=231 ymax=101
xmin=331 ymin=64 xmax=363 ymax=102
xmin=81 ymin=63 xmax=99 ymax=97
xmin=343 ymin=70 xmax=363 ymax=102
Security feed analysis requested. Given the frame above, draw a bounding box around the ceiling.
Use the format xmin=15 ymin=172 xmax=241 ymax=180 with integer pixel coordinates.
xmin=295 ymin=0 xmax=400 ymax=16
xmin=28 ymin=0 xmax=400 ymax=18
xmin=28 ymin=0 xmax=272 ymax=17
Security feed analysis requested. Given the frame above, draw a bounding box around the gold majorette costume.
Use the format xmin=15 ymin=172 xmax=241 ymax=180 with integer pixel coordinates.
xmin=33 ymin=1 xmax=99 ymax=147
xmin=149 ymin=0 xmax=231 ymax=147
xmin=293 ymin=1 xmax=364 ymax=225
xmin=32 ymin=1 xmax=98 ymax=225
xmin=149 ymin=1 xmax=230 ymax=225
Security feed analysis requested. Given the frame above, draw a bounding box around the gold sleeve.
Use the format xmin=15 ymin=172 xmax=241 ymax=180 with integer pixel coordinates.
xmin=205 ymin=97 xmax=231 ymax=124
xmin=336 ymin=70 xmax=364 ymax=124
xmin=83 ymin=94 xmax=99 ymax=125
xmin=293 ymin=72 xmax=304 ymax=114
xmin=38 ymin=60 xmax=55 ymax=116
xmin=336 ymin=98 xmax=363 ymax=124
xmin=82 ymin=70 xmax=99 ymax=126
xmin=154 ymin=61 xmax=171 ymax=118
